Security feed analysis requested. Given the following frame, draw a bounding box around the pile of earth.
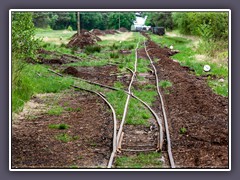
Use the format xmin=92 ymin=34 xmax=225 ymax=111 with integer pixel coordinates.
xmin=137 ymin=40 xmax=179 ymax=59
xmin=91 ymin=29 xmax=105 ymax=36
xmin=67 ymin=31 xmax=101 ymax=48
xmin=104 ymin=29 xmax=119 ymax=35
xmin=119 ymin=27 xmax=129 ymax=32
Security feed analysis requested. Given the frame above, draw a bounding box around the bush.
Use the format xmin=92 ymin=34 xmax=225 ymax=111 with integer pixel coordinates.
xmin=67 ymin=25 xmax=73 ymax=31
xmin=172 ymin=12 xmax=228 ymax=40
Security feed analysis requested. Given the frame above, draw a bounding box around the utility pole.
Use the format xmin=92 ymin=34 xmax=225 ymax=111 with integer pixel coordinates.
xmin=119 ymin=13 xmax=120 ymax=31
xmin=77 ymin=12 xmax=80 ymax=35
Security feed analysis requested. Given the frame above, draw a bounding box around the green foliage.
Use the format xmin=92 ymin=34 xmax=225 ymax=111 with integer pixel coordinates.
xmin=48 ymin=124 xmax=70 ymax=130
xmin=144 ymin=12 xmax=174 ymax=30
xmin=12 ymin=12 xmax=39 ymax=90
xmin=108 ymin=12 xmax=135 ymax=30
xmin=115 ymin=152 xmax=162 ymax=168
xmin=172 ymin=12 xmax=228 ymax=40
xmin=33 ymin=12 xmax=51 ymax=28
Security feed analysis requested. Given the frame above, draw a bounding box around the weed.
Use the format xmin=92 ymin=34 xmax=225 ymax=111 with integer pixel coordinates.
xmin=180 ymin=127 xmax=187 ymax=134
xmin=159 ymin=80 xmax=172 ymax=89
xmin=47 ymin=106 xmax=64 ymax=116
xmin=55 ymin=133 xmax=79 ymax=143
xmin=48 ymin=123 xmax=70 ymax=130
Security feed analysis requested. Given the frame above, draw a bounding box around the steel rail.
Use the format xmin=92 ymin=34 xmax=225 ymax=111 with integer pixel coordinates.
xmin=115 ymin=37 xmax=140 ymax=149
xmin=70 ymin=85 xmax=117 ymax=168
xmin=143 ymin=40 xmax=176 ymax=168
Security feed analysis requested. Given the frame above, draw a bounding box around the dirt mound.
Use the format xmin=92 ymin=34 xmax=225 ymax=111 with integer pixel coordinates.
xmin=138 ymin=40 xmax=178 ymax=59
xmin=63 ymin=66 xmax=79 ymax=76
xmin=119 ymin=27 xmax=129 ymax=32
xmin=154 ymin=57 xmax=228 ymax=168
xmin=68 ymin=32 xmax=101 ymax=49
xmin=104 ymin=29 xmax=119 ymax=35
xmin=91 ymin=29 xmax=105 ymax=36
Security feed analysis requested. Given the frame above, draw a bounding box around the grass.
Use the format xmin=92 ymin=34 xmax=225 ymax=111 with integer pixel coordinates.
xmin=105 ymin=82 xmax=157 ymax=126
xmin=35 ymin=28 xmax=76 ymax=45
xmin=48 ymin=123 xmax=70 ymax=130
xmin=55 ymin=133 xmax=79 ymax=143
xmin=159 ymin=80 xmax=172 ymax=89
xmin=149 ymin=32 xmax=228 ymax=97
xmin=47 ymin=106 xmax=64 ymax=116
xmin=84 ymin=45 xmax=101 ymax=55
xmin=115 ymin=152 xmax=162 ymax=168
xmin=12 ymin=64 xmax=74 ymax=113
xmin=65 ymin=107 xmax=81 ymax=112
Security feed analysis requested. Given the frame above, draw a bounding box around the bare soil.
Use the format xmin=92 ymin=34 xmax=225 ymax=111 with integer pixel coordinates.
xmin=12 ymin=90 xmax=114 ymax=168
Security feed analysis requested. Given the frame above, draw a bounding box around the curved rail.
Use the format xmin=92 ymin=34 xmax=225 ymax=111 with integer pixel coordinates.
xmin=143 ymin=40 xmax=176 ymax=168
xmin=70 ymin=85 xmax=117 ymax=168
xmin=116 ymin=37 xmax=140 ymax=148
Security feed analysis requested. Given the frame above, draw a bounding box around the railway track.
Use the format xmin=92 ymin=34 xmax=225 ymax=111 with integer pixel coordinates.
xmin=48 ymin=32 xmax=175 ymax=168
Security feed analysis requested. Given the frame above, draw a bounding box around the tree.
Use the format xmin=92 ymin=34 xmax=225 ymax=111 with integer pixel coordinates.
xmin=32 ymin=12 xmax=50 ymax=28
xmin=12 ymin=12 xmax=39 ymax=88
xmin=144 ymin=12 xmax=174 ymax=30
xmin=108 ymin=12 xmax=135 ymax=30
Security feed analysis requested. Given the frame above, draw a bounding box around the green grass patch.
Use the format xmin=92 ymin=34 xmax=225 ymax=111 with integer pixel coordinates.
xmin=65 ymin=107 xmax=81 ymax=112
xmin=115 ymin=152 xmax=162 ymax=168
xmin=105 ymin=83 xmax=157 ymax=126
xmin=55 ymin=133 xmax=79 ymax=143
xmin=84 ymin=45 xmax=101 ymax=55
xmin=159 ymin=80 xmax=172 ymax=89
xmin=208 ymin=79 xmax=228 ymax=97
xmin=47 ymin=106 xmax=64 ymax=116
xmin=12 ymin=64 xmax=74 ymax=113
xmin=48 ymin=123 xmax=70 ymax=130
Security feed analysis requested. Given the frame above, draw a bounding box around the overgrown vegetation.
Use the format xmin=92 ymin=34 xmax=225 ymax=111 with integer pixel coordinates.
xmin=12 ymin=64 xmax=74 ymax=112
